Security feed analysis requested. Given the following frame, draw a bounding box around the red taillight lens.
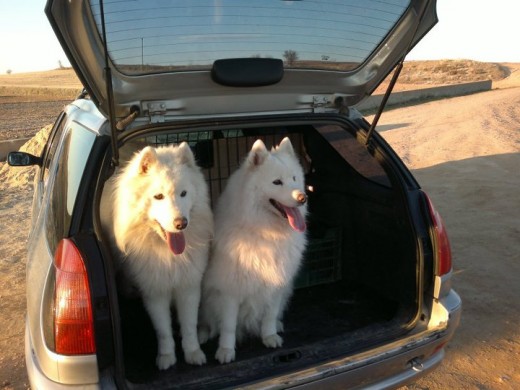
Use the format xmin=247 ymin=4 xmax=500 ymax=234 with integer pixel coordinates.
xmin=54 ymin=239 xmax=96 ymax=355
xmin=425 ymin=194 xmax=452 ymax=276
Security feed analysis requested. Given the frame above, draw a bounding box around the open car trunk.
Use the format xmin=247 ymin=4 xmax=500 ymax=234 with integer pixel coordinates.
xmin=101 ymin=115 xmax=423 ymax=389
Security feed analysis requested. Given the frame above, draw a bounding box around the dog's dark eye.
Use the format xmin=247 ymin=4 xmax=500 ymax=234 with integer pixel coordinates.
xmin=180 ymin=190 xmax=187 ymax=197
xmin=154 ymin=194 xmax=164 ymax=200
xmin=273 ymin=179 xmax=283 ymax=186
xmin=293 ymin=176 xmax=296 ymax=182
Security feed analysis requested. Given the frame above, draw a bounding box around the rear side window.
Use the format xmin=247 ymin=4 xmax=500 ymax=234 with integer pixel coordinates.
xmin=41 ymin=112 xmax=66 ymax=187
xmin=46 ymin=123 xmax=96 ymax=252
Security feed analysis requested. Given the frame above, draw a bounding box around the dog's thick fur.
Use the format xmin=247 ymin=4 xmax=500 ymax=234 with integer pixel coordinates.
xmin=104 ymin=143 xmax=213 ymax=370
xmin=199 ymin=137 xmax=308 ymax=364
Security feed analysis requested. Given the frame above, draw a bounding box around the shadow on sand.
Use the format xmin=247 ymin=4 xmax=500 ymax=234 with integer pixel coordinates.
xmin=413 ymin=152 xmax=520 ymax=364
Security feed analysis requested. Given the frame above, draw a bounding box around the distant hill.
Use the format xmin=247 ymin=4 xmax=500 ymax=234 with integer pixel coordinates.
xmin=0 ymin=60 xmax=514 ymax=100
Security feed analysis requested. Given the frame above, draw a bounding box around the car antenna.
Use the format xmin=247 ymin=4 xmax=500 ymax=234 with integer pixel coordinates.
xmin=99 ymin=0 xmax=120 ymax=167
xmin=365 ymin=0 xmax=433 ymax=146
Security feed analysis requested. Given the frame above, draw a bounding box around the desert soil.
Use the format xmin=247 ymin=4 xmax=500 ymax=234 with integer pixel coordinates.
xmin=375 ymin=83 xmax=520 ymax=390
xmin=0 ymin=61 xmax=519 ymax=389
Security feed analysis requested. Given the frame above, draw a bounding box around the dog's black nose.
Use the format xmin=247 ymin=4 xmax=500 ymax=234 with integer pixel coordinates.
xmin=297 ymin=193 xmax=307 ymax=205
xmin=174 ymin=217 xmax=188 ymax=230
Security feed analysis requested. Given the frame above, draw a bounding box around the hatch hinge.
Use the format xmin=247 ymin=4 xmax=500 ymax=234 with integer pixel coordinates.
xmin=312 ymin=95 xmax=350 ymax=115
xmin=312 ymin=96 xmax=334 ymax=113
xmin=147 ymin=102 xmax=167 ymax=123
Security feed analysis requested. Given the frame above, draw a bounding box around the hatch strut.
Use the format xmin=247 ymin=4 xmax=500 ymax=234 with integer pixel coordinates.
xmin=365 ymin=57 xmax=405 ymax=145
xmin=99 ymin=0 xmax=120 ymax=166
xmin=365 ymin=0 xmax=433 ymax=146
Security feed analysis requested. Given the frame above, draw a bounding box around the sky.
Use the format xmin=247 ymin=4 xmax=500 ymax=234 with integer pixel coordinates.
xmin=1 ymin=0 xmax=520 ymax=74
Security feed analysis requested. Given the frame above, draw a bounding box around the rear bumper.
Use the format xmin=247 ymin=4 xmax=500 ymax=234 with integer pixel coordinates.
xmin=25 ymin=289 xmax=461 ymax=389
xmin=293 ymin=348 xmax=446 ymax=390
xmin=246 ymin=289 xmax=462 ymax=390
xmin=25 ymin=323 xmax=102 ymax=390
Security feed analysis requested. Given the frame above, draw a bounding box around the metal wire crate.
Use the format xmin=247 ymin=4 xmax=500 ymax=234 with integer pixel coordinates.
xmin=143 ymin=127 xmax=342 ymax=288
xmin=294 ymin=227 xmax=342 ymax=289
xmin=144 ymin=128 xmax=306 ymax=206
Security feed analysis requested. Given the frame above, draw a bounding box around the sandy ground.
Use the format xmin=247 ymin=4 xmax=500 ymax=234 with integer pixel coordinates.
xmin=374 ymin=86 xmax=520 ymax=390
xmin=0 ymin=64 xmax=519 ymax=389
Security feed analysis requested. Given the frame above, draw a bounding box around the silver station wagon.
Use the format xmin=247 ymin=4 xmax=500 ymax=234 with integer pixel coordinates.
xmin=9 ymin=0 xmax=461 ymax=388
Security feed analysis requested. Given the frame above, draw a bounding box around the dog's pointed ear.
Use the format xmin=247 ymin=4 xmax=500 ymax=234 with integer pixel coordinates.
xmin=248 ymin=139 xmax=269 ymax=167
xmin=137 ymin=146 xmax=158 ymax=174
xmin=276 ymin=137 xmax=295 ymax=156
xmin=177 ymin=142 xmax=196 ymax=167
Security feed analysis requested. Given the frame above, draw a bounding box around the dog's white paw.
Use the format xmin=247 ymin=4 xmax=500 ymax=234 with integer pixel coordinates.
xmin=198 ymin=326 xmax=210 ymax=345
xmin=156 ymin=353 xmax=177 ymax=370
xmin=263 ymin=334 xmax=283 ymax=348
xmin=184 ymin=348 xmax=207 ymax=366
xmin=215 ymin=347 xmax=235 ymax=364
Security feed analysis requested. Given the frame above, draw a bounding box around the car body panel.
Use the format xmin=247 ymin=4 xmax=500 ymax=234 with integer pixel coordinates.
xmin=19 ymin=95 xmax=461 ymax=389
xmin=25 ymin=324 xmax=102 ymax=390
xmin=25 ymin=108 xmax=101 ymax=385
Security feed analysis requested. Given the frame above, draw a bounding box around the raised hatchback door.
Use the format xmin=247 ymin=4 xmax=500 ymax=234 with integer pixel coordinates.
xmin=46 ymin=0 xmax=437 ymax=118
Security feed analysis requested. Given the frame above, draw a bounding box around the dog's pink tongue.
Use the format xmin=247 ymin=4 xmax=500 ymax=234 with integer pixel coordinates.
xmin=166 ymin=232 xmax=185 ymax=255
xmin=283 ymin=206 xmax=306 ymax=232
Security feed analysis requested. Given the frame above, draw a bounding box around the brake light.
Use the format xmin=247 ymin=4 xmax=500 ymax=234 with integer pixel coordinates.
xmin=54 ymin=239 xmax=96 ymax=354
xmin=424 ymin=194 xmax=452 ymax=276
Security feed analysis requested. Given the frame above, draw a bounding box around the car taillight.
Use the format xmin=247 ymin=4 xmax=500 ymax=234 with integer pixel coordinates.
xmin=424 ymin=193 xmax=452 ymax=276
xmin=54 ymin=238 xmax=96 ymax=355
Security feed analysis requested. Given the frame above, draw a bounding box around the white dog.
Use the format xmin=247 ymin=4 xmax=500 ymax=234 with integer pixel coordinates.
xmin=105 ymin=143 xmax=213 ymax=370
xmin=199 ymin=137 xmax=308 ymax=364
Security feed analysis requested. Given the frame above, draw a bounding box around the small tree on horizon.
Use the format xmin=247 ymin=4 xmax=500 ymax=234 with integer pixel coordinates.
xmin=283 ymin=50 xmax=298 ymax=66
xmin=6 ymin=69 xmax=12 ymax=75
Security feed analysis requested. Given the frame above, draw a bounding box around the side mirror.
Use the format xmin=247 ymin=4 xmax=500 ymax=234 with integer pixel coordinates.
xmin=7 ymin=151 xmax=42 ymax=167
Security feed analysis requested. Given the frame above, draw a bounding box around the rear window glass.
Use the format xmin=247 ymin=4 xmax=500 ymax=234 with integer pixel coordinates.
xmin=90 ymin=0 xmax=411 ymax=75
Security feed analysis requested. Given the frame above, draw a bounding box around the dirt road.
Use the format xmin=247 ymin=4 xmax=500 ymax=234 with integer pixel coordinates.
xmin=1 ymin=84 xmax=519 ymax=389
xmin=373 ymin=86 xmax=520 ymax=390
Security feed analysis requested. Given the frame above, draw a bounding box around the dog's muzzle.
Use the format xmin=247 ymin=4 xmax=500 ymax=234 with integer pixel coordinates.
xmin=269 ymin=196 xmax=306 ymax=233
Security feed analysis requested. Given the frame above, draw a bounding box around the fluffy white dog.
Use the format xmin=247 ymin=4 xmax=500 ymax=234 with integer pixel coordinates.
xmin=199 ymin=137 xmax=307 ymax=364
xmin=105 ymin=143 xmax=213 ymax=370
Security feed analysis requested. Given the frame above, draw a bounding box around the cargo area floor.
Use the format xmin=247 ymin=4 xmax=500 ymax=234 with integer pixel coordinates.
xmin=119 ymin=282 xmax=407 ymax=389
